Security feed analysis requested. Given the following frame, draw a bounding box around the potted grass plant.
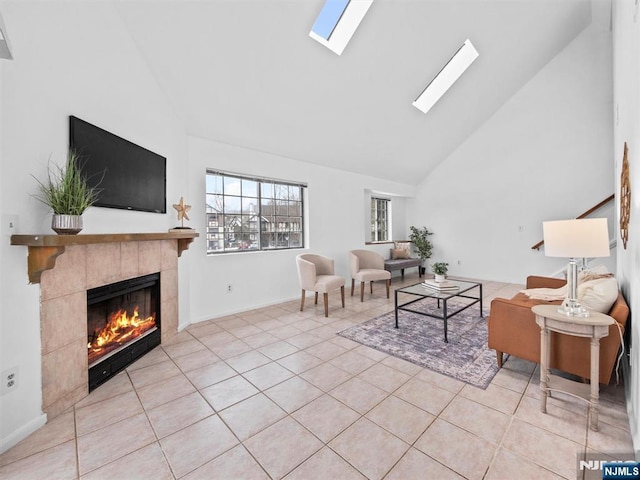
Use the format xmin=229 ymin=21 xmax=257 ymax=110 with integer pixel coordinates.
xmin=431 ymin=262 xmax=449 ymax=282
xmin=32 ymin=150 xmax=100 ymax=234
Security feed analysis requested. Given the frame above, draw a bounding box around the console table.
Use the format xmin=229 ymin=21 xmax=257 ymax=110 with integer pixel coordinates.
xmin=532 ymin=304 xmax=614 ymax=431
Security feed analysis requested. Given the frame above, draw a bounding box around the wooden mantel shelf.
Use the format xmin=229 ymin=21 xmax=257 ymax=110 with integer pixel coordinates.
xmin=10 ymin=231 xmax=199 ymax=284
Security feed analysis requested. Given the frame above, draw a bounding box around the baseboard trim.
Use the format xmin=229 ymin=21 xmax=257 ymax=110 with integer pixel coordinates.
xmin=0 ymin=412 xmax=47 ymax=455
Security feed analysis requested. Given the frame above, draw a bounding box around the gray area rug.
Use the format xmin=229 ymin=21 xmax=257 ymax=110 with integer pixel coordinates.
xmin=338 ymin=299 xmax=498 ymax=389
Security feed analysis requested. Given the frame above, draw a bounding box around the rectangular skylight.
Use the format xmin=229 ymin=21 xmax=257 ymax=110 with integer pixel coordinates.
xmin=309 ymin=0 xmax=373 ymax=56
xmin=412 ymin=39 xmax=479 ymax=114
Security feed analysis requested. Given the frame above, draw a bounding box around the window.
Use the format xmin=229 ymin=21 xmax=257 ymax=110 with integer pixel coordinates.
xmin=205 ymin=170 xmax=305 ymax=254
xmin=371 ymin=197 xmax=389 ymax=242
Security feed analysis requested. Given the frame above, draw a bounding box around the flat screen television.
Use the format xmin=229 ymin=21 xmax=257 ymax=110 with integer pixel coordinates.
xmin=69 ymin=116 xmax=167 ymax=213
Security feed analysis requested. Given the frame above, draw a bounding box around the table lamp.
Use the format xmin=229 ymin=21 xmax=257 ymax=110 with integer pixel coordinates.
xmin=542 ymin=218 xmax=610 ymax=317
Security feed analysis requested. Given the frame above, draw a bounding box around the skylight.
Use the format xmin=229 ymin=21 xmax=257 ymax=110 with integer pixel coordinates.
xmin=309 ymin=0 xmax=373 ymax=56
xmin=413 ymin=39 xmax=479 ymax=114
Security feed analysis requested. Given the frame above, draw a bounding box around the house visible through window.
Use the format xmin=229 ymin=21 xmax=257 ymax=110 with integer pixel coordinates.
xmin=371 ymin=197 xmax=390 ymax=242
xmin=206 ymin=170 xmax=306 ymax=253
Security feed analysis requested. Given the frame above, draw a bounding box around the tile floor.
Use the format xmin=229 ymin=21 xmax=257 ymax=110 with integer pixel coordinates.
xmin=0 ymin=274 xmax=633 ymax=479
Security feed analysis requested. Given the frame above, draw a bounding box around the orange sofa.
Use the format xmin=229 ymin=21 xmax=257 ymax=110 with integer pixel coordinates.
xmin=487 ymin=275 xmax=629 ymax=385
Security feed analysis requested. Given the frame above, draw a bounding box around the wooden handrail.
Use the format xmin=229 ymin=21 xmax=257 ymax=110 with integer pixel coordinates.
xmin=531 ymin=194 xmax=615 ymax=250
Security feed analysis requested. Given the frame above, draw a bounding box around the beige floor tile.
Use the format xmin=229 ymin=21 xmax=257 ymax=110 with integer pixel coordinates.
xmin=598 ymin=398 xmax=633 ymax=431
xmin=289 ymin=318 xmax=324 ymax=332
xmin=147 ymin=391 xmax=214 ymax=438
xmin=197 ymin=331 xmax=236 ymax=349
xmin=225 ymin=350 xmax=272 ymax=373
xmin=380 ymin=355 xmax=424 ymax=375
xmin=459 ymin=382 xmax=522 ymax=415
xmin=0 ymin=440 xmax=77 ymax=480
xmin=328 ymin=350 xmax=377 ymax=375
xmin=228 ymin=324 xmax=263 ymax=339
xmin=182 ymin=444 xmax=269 ymax=480
xmin=162 ymin=330 xmax=196 ymax=346
xmin=136 ymin=372 xmax=196 ymax=410
xmin=242 ymin=331 xmax=280 ymax=349
xmin=0 ymin=410 xmax=75 ymax=466
xmin=186 ymin=321 xmax=223 ymax=338
xmin=385 ymin=448 xmax=464 ymax=480
xmin=200 ymin=375 xmax=259 ymax=411
xmin=217 ymin=317 xmax=250 ymax=330
xmin=76 ymin=390 xmax=143 ymax=436
xmin=269 ymin=325 xmax=303 ymax=340
xmin=501 ymin=418 xmax=584 ymax=479
xmin=329 ymin=335 xmax=361 ymax=350
xmin=329 ymin=417 xmax=409 ymax=480
xmin=218 ymin=393 xmax=287 ymax=440
xmin=491 ymin=366 xmax=533 ymax=393
xmin=414 ymin=419 xmax=496 ymax=480
xmin=441 ymin=395 xmax=511 ymax=444
xmin=515 ymin=395 xmax=587 ymax=444
xmin=244 ymin=417 xmax=323 ymax=479
xmin=284 ymin=446 xmax=366 ymax=479
xmin=357 ymin=363 xmax=411 ymax=393
xmin=292 ymin=394 xmax=360 ymax=443
xmin=77 ymin=412 xmax=156 ymax=475
xmin=254 ymin=318 xmax=286 ymax=330
xmin=258 ymin=340 xmax=300 ymax=360
xmin=304 ymin=341 xmax=348 ymax=361
xmin=184 ymin=360 xmax=237 ymax=390
xmin=171 ymin=347 xmax=220 ymax=373
xmin=242 ymin=362 xmax=295 ymax=390
xmin=414 ymin=368 xmax=466 ymax=394
xmin=300 ymin=362 xmax=352 ymax=391
xmin=159 ymin=415 xmax=239 ymax=478
xmin=285 ymin=332 xmax=323 ymax=349
xmin=80 ymin=442 xmax=173 ymax=480
xmin=209 ymin=338 xmax=253 ymax=359
xmin=75 ymin=371 xmax=134 ymax=408
xmin=276 ymin=351 xmax=324 ymax=373
xmin=586 ymin=419 xmax=635 ymax=454
xmin=366 ymin=395 xmax=435 ymax=443
xmin=265 ymin=376 xmax=323 ymax=413
xmin=162 ymin=338 xmax=206 ymax=359
xmin=127 ymin=360 xmax=183 ymax=390
xmin=395 ymin=377 xmax=455 ymax=415
xmin=353 ymin=344 xmax=388 ymax=361
xmin=329 ymin=377 xmax=388 ymax=414
xmin=485 ymin=447 xmax=564 ymax=480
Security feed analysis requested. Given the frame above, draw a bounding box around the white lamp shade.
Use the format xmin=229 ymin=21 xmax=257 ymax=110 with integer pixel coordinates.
xmin=542 ymin=218 xmax=610 ymax=258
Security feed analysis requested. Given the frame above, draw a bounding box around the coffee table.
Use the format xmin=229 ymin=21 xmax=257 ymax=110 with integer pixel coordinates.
xmin=394 ymin=279 xmax=483 ymax=342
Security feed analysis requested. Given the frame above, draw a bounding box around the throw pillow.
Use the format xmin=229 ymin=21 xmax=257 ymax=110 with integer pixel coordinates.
xmin=578 ymin=276 xmax=618 ymax=313
xmin=394 ymin=241 xmax=411 ymax=251
xmin=391 ymin=248 xmax=409 ymax=260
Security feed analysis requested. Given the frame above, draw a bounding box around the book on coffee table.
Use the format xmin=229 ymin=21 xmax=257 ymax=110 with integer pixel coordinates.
xmin=422 ymin=279 xmax=459 ymax=291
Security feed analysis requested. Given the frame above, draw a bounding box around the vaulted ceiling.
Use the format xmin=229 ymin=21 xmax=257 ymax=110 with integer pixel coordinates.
xmin=115 ymin=0 xmax=595 ymax=185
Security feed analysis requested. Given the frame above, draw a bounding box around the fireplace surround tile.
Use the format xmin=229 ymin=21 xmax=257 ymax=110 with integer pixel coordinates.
xmin=138 ymin=240 xmax=162 ymax=276
xmin=40 ymin=291 xmax=86 ymax=356
xmin=86 ymin=243 xmax=122 ymax=290
xmin=40 ymin=245 xmax=87 ymax=301
xmin=120 ymin=241 xmax=139 ymax=279
xmin=42 ymin=339 xmax=87 ymax=409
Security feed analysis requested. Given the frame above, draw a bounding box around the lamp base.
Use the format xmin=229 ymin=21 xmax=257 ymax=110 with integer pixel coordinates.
xmin=557 ymin=298 xmax=590 ymax=317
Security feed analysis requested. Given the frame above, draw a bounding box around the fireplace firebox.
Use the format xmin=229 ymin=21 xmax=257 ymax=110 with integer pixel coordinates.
xmin=87 ymin=272 xmax=161 ymax=391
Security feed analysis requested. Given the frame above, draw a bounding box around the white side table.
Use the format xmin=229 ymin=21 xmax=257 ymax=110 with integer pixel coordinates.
xmin=532 ymin=304 xmax=614 ymax=431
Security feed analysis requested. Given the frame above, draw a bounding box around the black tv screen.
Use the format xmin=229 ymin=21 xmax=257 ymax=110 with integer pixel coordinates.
xmin=69 ymin=116 xmax=166 ymax=213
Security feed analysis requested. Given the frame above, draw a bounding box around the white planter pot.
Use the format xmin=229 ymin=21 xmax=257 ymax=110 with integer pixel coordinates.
xmin=434 ymin=274 xmax=446 ymax=283
xmin=52 ymin=214 xmax=83 ymax=235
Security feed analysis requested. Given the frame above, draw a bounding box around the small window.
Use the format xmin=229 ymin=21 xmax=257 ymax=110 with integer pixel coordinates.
xmin=371 ymin=197 xmax=390 ymax=242
xmin=206 ymin=170 xmax=306 ymax=254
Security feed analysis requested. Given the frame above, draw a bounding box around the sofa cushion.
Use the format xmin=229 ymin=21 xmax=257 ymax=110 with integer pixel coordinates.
xmin=391 ymin=248 xmax=409 ymax=259
xmin=578 ymin=276 xmax=619 ymax=313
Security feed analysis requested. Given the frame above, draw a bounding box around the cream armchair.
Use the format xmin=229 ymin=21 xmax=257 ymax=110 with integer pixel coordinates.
xmin=296 ymin=254 xmax=345 ymax=317
xmin=349 ymin=250 xmax=391 ymax=302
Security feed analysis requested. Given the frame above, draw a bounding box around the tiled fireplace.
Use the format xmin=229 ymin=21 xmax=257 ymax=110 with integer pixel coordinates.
xmin=35 ymin=238 xmax=184 ymax=419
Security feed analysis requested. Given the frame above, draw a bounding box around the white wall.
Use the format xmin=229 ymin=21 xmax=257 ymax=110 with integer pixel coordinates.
xmin=185 ymin=136 xmax=415 ymax=323
xmin=0 ymin=1 xmax=188 ymax=451
xmin=613 ymin=0 xmax=640 ymax=454
xmin=408 ymin=22 xmax=614 ymax=284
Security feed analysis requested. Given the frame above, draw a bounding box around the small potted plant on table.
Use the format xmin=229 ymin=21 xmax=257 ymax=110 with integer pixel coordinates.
xmin=431 ymin=262 xmax=449 ymax=282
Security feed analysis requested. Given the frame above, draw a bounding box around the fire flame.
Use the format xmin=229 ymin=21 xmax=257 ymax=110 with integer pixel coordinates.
xmin=88 ymin=306 xmax=156 ymax=364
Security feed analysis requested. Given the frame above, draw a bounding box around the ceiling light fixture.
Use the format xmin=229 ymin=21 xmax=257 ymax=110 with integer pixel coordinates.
xmin=413 ymin=39 xmax=479 ymax=114
xmin=309 ymin=0 xmax=373 ymax=56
